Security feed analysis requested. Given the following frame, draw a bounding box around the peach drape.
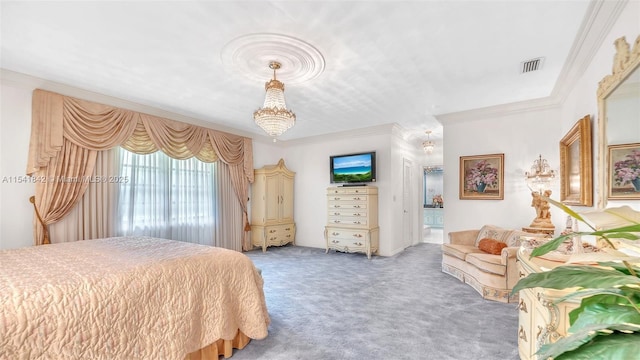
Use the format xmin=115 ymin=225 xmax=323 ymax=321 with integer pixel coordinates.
xmin=27 ymin=89 xmax=254 ymax=248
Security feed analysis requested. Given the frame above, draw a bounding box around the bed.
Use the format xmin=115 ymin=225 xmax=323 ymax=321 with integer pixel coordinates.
xmin=0 ymin=236 xmax=270 ymax=359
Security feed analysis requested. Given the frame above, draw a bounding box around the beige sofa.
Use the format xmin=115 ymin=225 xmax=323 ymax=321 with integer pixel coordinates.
xmin=441 ymin=225 xmax=547 ymax=303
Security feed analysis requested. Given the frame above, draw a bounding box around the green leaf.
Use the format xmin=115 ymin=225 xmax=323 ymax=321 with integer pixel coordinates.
xmin=567 ymin=292 xmax=638 ymax=324
xmin=512 ymin=266 xmax=640 ymax=294
xmin=536 ymin=325 xmax=640 ymax=360
xmin=597 ymin=262 xmax=640 ymax=276
xmin=530 ymin=234 xmax=572 ymax=257
xmin=569 ymin=303 xmax=640 ymax=332
xmin=545 ymin=197 xmax=589 ymax=227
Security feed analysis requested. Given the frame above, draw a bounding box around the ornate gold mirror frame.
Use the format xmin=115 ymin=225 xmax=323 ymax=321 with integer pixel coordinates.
xmin=596 ymin=35 xmax=640 ymax=208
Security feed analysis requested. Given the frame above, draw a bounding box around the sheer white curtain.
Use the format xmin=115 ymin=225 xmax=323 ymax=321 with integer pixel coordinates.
xmin=115 ymin=148 xmax=218 ymax=245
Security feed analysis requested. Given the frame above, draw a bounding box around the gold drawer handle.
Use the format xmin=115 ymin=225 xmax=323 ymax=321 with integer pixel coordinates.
xmin=353 ymin=221 xmax=361 ymax=224
xmin=269 ymin=230 xmax=277 ymax=233
xmin=518 ymin=299 xmax=528 ymax=313
xmin=353 ymin=242 xmax=363 ymax=246
xmin=331 ymin=240 xmax=339 ymax=244
xmin=334 ymin=220 xmax=341 ymax=223
xmin=334 ymin=197 xmax=340 ymax=200
xmin=353 ymin=213 xmax=361 ymax=216
xmin=334 ymin=205 xmax=341 ymax=208
xmin=353 ymin=234 xmax=363 ymax=238
xmin=269 ymin=237 xmax=277 ymax=241
xmin=334 ymin=212 xmax=340 ymax=215
xmin=353 ymin=197 xmax=361 ymax=200
xmin=518 ymin=326 xmax=527 ymax=342
xmin=354 ymin=205 xmax=361 ymax=208
xmin=519 ymin=271 xmax=525 ymax=278
xmin=332 ymin=232 xmax=340 ymax=236
xmin=285 ymin=228 xmax=291 ymax=231
xmin=286 ymin=235 xmax=291 ymax=238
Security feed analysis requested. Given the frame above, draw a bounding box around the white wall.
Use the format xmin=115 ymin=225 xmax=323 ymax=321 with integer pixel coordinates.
xmin=0 ymin=81 xmax=37 ymax=249
xmin=442 ymin=108 xmax=563 ymax=236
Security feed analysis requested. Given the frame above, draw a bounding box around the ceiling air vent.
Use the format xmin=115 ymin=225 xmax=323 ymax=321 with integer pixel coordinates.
xmin=520 ymin=57 xmax=544 ymax=73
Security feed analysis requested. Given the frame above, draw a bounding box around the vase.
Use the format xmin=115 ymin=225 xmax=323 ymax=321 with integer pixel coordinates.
xmin=632 ymin=178 xmax=640 ymax=192
xmin=477 ymin=182 xmax=487 ymax=193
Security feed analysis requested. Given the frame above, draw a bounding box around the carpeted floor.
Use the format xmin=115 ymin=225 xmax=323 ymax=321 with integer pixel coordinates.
xmin=236 ymin=243 xmax=520 ymax=360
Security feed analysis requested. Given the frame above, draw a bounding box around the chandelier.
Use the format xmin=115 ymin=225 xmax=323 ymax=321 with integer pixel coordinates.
xmin=253 ymin=61 xmax=296 ymax=139
xmin=422 ymin=130 xmax=435 ymax=153
xmin=524 ymin=154 xmax=556 ymax=194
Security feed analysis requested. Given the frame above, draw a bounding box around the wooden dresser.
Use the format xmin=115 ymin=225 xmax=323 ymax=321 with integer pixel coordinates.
xmin=324 ymin=186 xmax=379 ymax=259
xmin=250 ymin=159 xmax=295 ymax=252
xmin=516 ymin=248 xmax=579 ymax=360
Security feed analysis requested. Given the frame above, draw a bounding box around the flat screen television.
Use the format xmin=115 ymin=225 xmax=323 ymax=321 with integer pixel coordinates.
xmin=330 ymin=151 xmax=376 ymax=184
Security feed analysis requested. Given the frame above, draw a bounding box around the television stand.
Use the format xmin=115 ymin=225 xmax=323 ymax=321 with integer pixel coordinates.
xmin=341 ymin=183 xmax=367 ymax=187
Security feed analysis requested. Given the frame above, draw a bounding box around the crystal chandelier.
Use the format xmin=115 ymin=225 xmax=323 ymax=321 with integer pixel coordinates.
xmin=524 ymin=154 xmax=556 ymax=194
xmin=422 ymin=130 xmax=435 ymax=153
xmin=253 ymin=61 xmax=296 ymax=138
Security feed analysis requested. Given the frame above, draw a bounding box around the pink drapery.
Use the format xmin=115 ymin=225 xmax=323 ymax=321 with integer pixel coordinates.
xmin=27 ymin=89 xmax=254 ymax=248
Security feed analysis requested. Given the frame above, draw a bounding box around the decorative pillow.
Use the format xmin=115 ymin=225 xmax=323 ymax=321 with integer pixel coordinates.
xmin=478 ymin=238 xmax=508 ymax=255
xmin=475 ymin=225 xmax=511 ymax=246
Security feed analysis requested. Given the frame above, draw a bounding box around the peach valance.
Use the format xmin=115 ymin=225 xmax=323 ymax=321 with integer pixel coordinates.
xmin=27 ymin=89 xmax=254 ymax=247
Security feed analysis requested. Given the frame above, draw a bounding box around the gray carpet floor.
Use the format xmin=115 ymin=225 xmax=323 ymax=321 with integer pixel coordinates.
xmin=236 ymin=243 xmax=520 ymax=360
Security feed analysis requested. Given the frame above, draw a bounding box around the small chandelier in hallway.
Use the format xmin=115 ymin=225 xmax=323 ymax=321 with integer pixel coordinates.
xmin=422 ymin=130 xmax=435 ymax=154
xmin=253 ymin=61 xmax=296 ymax=138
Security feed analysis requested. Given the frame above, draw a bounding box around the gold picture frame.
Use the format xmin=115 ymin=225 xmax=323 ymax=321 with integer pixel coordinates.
xmin=559 ymin=115 xmax=592 ymax=206
xmin=459 ymin=153 xmax=504 ymax=200
xmin=608 ymin=143 xmax=640 ymax=199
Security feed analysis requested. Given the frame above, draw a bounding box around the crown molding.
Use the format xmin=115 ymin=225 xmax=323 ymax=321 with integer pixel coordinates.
xmin=550 ymin=0 xmax=629 ymax=103
xmin=435 ymin=96 xmax=559 ymax=124
xmin=281 ymin=123 xmax=397 ymax=146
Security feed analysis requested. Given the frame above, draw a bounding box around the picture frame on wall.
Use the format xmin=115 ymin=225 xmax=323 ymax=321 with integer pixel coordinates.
xmin=608 ymin=143 xmax=640 ymax=199
xmin=459 ymin=153 xmax=504 ymax=200
xmin=559 ymin=115 xmax=593 ymax=206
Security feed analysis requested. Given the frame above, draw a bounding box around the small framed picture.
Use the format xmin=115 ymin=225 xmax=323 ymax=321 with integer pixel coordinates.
xmin=608 ymin=143 xmax=640 ymax=199
xmin=559 ymin=115 xmax=593 ymax=206
xmin=459 ymin=153 xmax=504 ymax=200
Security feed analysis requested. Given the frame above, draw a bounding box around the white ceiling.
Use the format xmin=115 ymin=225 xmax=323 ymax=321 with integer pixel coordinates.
xmin=1 ymin=1 xmax=594 ymax=144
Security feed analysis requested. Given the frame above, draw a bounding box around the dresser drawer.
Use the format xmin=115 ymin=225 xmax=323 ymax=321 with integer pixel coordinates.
xmin=328 ymin=202 xmax=368 ymax=210
xmin=327 ymin=215 xmax=368 ymax=226
xmin=327 ymin=187 xmax=373 ymax=195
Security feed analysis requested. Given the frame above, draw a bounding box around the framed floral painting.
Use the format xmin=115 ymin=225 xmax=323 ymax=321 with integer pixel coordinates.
xmin=608 ymin=143 xmax=640 ymax=199
xmin=459 ymin=153 xmax=504 ymax=200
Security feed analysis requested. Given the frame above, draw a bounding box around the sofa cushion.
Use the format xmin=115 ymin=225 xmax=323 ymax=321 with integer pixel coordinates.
xmin=466 ymin=252 xmax=506 ymax=276
xmin=441 ymin=244 xmax=483 ymax=261
xmin=478 ymin=238 xmax=507 ymax=255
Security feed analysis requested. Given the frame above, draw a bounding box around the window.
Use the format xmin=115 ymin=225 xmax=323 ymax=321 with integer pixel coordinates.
xmin=116 ymin=148 xmax=217 ymax=245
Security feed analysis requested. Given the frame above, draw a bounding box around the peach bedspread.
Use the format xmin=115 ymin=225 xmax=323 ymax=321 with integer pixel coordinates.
xmin=0 ymin=236 xmax=270 ymax=359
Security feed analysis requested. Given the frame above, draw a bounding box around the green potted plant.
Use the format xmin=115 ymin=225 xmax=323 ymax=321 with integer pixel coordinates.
xmin=512 ymin=198 xmax=640 ymax=359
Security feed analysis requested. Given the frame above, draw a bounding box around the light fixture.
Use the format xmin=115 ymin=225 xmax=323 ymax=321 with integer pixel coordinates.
xmin=524 ymin=154 xmax=556 ymax=232
xmin=253 ymin=61 xmax=296 ymax=140
xmin=422 ymin=130 xmax=435 ymax=154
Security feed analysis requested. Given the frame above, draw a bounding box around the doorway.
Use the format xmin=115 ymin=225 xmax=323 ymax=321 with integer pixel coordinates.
xmin=423 ymin=166 xmax=444 ymax=244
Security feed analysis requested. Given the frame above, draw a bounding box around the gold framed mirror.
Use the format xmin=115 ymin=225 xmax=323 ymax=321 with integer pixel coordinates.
xmin=597 ymin=35 xmax=640 ymax=208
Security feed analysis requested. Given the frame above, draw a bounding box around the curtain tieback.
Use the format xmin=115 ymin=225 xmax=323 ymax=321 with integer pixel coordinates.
xmin=29 ymin=196 xmax=50 ymax=245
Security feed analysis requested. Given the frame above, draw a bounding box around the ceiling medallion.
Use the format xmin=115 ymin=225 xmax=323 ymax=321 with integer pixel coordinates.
xmin=221 ymin=33 xmax=325 ymax=85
